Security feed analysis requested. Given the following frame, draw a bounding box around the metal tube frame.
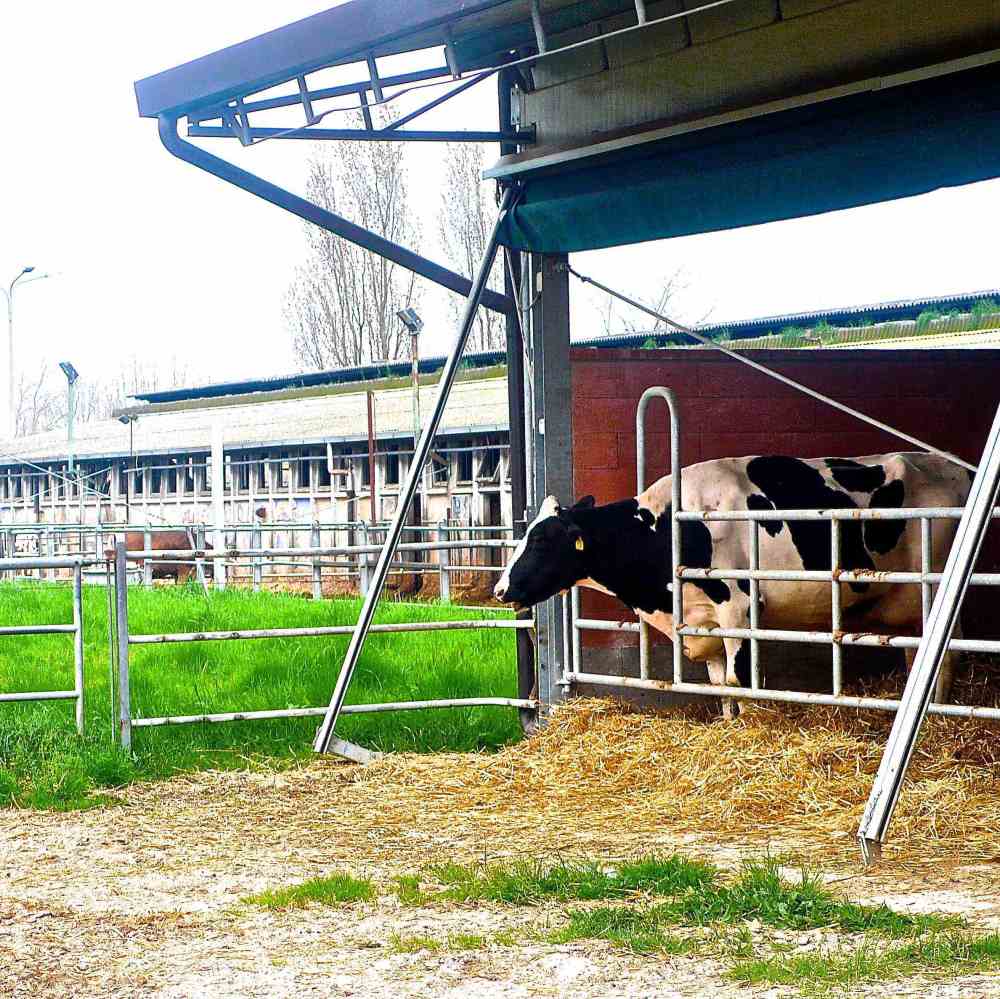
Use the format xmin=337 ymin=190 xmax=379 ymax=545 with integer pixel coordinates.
xmin=857 ymin=402 xmax=1000 ymax=863
xmin=0 ymin=557 xmax=89 ymax=732
xmin=564 ymin=388 xmax=1000 ymax=794
xmin=311 ymin=187 xmax=519 ymax=758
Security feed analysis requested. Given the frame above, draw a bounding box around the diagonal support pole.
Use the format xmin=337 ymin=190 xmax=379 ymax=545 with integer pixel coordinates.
xmin=313 ymin=186 xmax=519 ymax=757
xmin=856 ymin=402 xmax=1000 ymax=864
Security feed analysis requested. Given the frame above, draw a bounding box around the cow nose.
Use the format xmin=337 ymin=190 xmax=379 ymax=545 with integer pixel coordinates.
xmin=494 ymin=580 xmax=508 ymax=601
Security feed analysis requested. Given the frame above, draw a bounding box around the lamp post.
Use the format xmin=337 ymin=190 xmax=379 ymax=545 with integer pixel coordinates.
xmin=2 ymin=266 xmax=50 ymax=439
xmin=397 ymin=307 xmax=424 ymax=539
xmin=397 ymin=308 xmax=424 ymax=446
xmin=118 ymin=414 xmax=136 ymax=523
xmin=59 ymin=361 xmax=80 ymax=474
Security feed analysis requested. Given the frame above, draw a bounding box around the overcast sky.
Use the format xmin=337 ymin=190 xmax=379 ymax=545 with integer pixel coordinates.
xmin=3 ymin=2 xmax=1000 ymax=399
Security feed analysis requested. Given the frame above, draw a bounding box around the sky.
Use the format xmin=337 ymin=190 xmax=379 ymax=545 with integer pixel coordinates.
xmin=3 ymin=2 xmax=1000 ymax=403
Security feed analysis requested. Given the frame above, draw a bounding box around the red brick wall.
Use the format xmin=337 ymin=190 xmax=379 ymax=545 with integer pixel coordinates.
xmin=571 ymin=347 xmax=1000 ymax=644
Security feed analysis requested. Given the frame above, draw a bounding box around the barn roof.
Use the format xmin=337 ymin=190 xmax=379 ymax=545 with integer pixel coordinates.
xmin=0 ymin=373 xmax=508 ymax=467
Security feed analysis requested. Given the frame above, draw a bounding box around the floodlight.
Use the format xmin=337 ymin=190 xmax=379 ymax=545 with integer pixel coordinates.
xmin=396 ymin=308 xmax=423 ymax=334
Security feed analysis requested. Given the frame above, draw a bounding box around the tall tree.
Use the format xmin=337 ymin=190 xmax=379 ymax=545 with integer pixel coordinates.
xmin=438 ymin=143 xmax=505 ymax=353
xmin=285 ymin=116 xmax=420 ymax=369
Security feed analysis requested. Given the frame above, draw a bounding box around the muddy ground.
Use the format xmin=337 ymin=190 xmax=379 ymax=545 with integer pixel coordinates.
xmin=2 ymin=759 xmax=999 ymax=999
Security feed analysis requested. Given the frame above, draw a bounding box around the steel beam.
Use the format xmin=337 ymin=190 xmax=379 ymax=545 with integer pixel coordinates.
xmin=188 ymin=126 xmax=528 ymax=143
xmin=157 ymin=116 xmax=513 ymax=316
xmin=857 ymin=403 xmax=1000 ymax=864
xmin=312 ymin=186 xmax=519 ymax=757
xmin=529 ymin=253 xmax=573 ymax=711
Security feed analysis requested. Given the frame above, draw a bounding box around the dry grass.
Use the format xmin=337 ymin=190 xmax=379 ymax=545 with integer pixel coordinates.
xmin=334 ymin=684 xmax=1000 ymax=872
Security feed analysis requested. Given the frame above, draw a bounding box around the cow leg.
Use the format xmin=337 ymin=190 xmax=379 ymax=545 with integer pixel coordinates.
xmin=705 ymin=658 xmax=737 ymax=720
xmin=901 ymin=620 xmax=961 ymax=703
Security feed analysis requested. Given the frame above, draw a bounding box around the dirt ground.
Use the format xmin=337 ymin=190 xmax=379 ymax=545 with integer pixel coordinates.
xmin=3 ymin=751 xmax=1000 ymax=999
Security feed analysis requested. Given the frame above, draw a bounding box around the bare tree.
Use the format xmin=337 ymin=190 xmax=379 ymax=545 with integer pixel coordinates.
xmin=438 ymin=143 xmax=505 ymax=353
xmin=10 ymin=357 xmax=199 ymax=438
xmin=285 ymin=115 xmax=420 ymax=369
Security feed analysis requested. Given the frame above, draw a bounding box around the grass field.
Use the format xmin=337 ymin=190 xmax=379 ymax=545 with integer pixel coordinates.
xmin=0 ymin=581 xmax=521 ymax=810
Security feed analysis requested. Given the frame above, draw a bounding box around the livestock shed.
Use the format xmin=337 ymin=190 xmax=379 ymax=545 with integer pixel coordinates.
xmin=134 ymin=0 xmax=1000 ymax=841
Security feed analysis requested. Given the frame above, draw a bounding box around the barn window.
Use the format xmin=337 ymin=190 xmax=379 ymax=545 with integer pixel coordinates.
xmin=478 ymin=447 xmax=500 ymax=480
xmin=431 ymin=453 xmax=449 ymax=485
xmin=298 ymin=454 xmax=311 ymax=489
xmin=457 ymin=449 xmax=473 ymax=483
xmin=166 ymin=459 xmax=178 ymax=495
xmin=235 ymin=456 xmax=250 ymax=492
xmin=316 ymin=455 xmax=330 ymax=488
xmin=151 ymin=463 xmax=163 ymax=495
xmin=133 ymin=464 xmax=144 ymax=496
xmin=118 ymin=462 xmax=128 ymax=495
xmin=183 ymin=459 xmax=196 ymax=494
xmin=384 ymin=450 xmax=400 ymax=485
xmin=360 ymin=452 xmax=371 ymax=487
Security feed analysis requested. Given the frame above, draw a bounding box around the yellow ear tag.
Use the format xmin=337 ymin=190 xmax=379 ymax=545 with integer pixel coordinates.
xmin=575 ymin=537 xmax=585 ymax=552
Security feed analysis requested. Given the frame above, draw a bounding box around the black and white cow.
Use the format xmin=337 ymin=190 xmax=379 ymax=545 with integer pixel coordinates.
xmin=495 ymin=453 xmax=970 ymax=711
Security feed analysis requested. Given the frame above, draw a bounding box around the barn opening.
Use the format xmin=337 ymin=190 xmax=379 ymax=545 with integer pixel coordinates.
xmin=134 ymin=0 xmax=1000 ymax=808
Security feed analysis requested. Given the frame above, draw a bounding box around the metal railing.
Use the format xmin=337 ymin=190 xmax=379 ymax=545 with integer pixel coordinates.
xmin=565 ymin=387 xmax=1000 ymax=722
xmin=0 ymin=557 xmax=88 ymax=734
xmin=111 ymin=541 xmax=535 ymax=752
xmin=0 ymin=520 xmax=511 ymax=596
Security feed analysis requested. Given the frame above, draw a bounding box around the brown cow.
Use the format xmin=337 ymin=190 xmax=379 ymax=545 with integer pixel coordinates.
xmin=119 ymin=530 xmax=210 ymax=584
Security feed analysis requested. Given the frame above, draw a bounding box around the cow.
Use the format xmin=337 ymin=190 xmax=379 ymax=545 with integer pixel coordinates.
xmin=119 ymin=530 xmax=210 ymax=584
xmin=494 ymin=453 xmax=971 ymax=714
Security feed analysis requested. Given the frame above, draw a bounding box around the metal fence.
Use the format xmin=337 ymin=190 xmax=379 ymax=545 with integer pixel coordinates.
xmin=0 ymin=557 xmax=88 ymax=734
xmin=565 ymin=386 xmax=1000 ymax=722
xmin=0 ymin=521 xmax=511 ymax=598
xmin=110 ymin=541 xmax=535 ymax=752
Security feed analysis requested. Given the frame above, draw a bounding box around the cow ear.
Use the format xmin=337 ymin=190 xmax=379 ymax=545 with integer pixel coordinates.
xmin=571 ymin=495 xmax=595 ymax=511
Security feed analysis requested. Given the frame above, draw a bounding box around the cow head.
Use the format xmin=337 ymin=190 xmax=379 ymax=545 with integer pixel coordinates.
xmin=494 ymin=495 xmax=595 ymax=609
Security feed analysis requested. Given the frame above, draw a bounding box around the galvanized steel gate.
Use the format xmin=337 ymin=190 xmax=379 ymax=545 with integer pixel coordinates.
xmin=565 ymin=386 xmax=1000 ymax=858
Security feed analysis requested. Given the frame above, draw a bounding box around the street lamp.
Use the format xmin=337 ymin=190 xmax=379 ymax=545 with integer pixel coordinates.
xmin=397 ymin=308 xmax=425 ymax=533
xmin=118 ymin=414 xmax=136 ymax=523
xmin=59 ymin=361 xmax=80 ymax=473
xmin=397 ymin=308 xmax=424 ymax=446
xmin=3 ymin=266 xmax=50 ymax=439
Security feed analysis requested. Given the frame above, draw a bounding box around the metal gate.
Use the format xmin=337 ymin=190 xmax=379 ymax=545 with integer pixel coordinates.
xmin=565 ymin=387 xmax=1000 ymax=722
xmin=110 ymin=541 xmax=535 ymax=756
xmin=0 ymin=557 xmax=88 ymax=734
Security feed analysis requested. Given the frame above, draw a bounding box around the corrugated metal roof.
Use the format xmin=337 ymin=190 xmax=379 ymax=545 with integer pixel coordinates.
xmin=134 ymin=1 xmax=513 ymax=118
xmin=571 ymin=288 xmax=1000 ymax=348
xmin=133 ymin=350 xmax=505 ymax=404
xmin=0 ymin=376 xmax=508 ymax=467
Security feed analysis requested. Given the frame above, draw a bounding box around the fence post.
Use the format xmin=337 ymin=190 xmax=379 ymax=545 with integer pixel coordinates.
xmin=143 ymin=528 xmax=153 ymax=588
xmin=72 ymin=564 xmax=85 ymax=736
xmin=437 ymin=520 xmax=450 ymax=602
xmin=189 ymin=526 xmax=208 ymax=594
xmin=359 ymin=522 xmax=370 ymax=596
xmin=114 ymin=541 xmax=132 ymax=751
xmin=311 ymin=522 xmax=322 ymax=600
xmin=252 ymin=524 xmax=262 ymax=592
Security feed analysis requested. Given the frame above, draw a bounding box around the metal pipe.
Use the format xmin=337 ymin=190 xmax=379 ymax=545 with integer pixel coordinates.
xmin=569 ymin=671 xmax=1000 ymax=720
xmin=0 ymin=690 xmax=78 ymax=703
xmin=676 ymin=507 xmax=997 ymax=521
xmin=571 ymin=586 xmax=582 ymax=675
xmin=857 ymin=402 xmax=1000 ymax=863
xmin=679 ymin=566 xmax=1000 ymax=585
xmin=132 ymin=697 xmax=538 ymax=728
xmin=530 ymin=0 xmax=548 ymax=53
xmin=830 ymin=518 xmax=843 ymax=697
xmin=72 ymin=565 xmax=85 ymax=735
xmin=0 ymin=624 xmax=77 ymax=636
xmin=314 ymin=188 xmax=519 ymax=757
xmin=129 ymin=618 xmax=533 ymax=645
xmin=123 ymin=540 xmax=514 ymax=559
xmin=748 ymin=521 xmax=761 ymax=689
xmin=114 ymin=542 xmax=132 ymax=751
xmin=920 ymin=517 xmax=932 ymax=625
xmin=157 ymin=115 xmax=513 ymax=315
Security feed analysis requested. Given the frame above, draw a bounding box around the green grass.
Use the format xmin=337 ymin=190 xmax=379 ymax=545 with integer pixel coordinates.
xmin=728 ymin=932 xmax=1000 ymax=994
xmin=244 ymin=872 xmax=377 ymax=909
xmin=0 ymin=582 xmax=521 ymax=809
xmin=426 ymin=855 xmax=715 ymax=905
xmin=551 ymin=906 xmax=698 ymax=955
xmin=650 ymin=858 xmax=960 ymax=936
